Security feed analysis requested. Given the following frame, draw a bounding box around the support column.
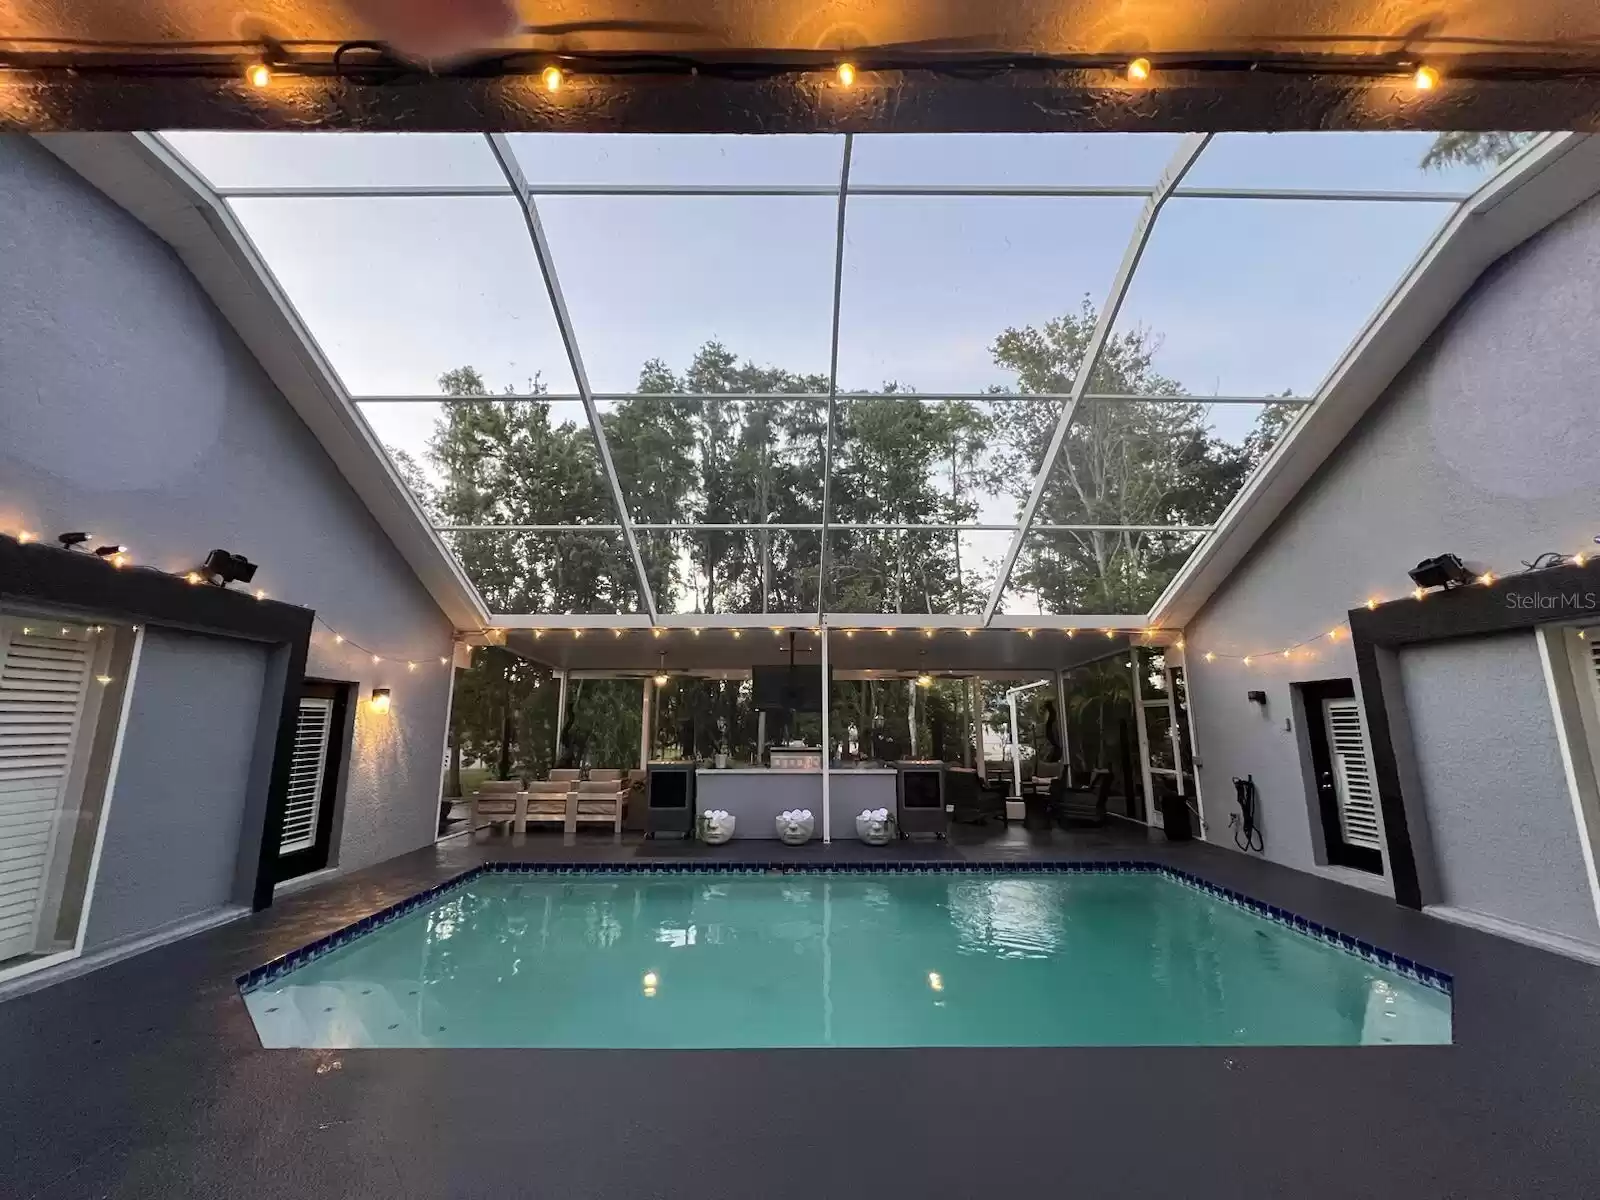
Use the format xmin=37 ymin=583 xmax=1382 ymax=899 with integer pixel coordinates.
xmin=639 ymin=677 xmax=653 ymax=770
xmin=971 ymin=675 xmax=986 ymax=782
xmin=1055 ymin=668 xmax=1072 ymax=787
xmin=756 ymin=709 xmax=767 ymax=765
xmin=907 ymin=678 xmax=918 ymax=759
xmin=820 ymin=626 xmax=831 ymax=844
xmin=554 ymin=669 xmax=569 ymax=768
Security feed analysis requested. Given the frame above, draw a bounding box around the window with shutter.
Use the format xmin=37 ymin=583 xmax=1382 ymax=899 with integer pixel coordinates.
xmin=0 ymin=622 xmax=97 ymax=960
xmin=281 ymin=697 xmax=334 ymax=856
xmin=1322 ymin=697 xmax=1383 ymax=852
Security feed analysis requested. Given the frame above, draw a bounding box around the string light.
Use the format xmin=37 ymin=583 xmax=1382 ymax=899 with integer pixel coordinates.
xmin=372 ymin=654 xmax=382 ymax=664
xmin=532 ymin=629 xmax=544 ymax=639
xmin=1242 ymin=656 xmax=1253 ymax=666
xmin=184 ymin=571 xmax=202 ymax=584
xmin=1282 ymin=649 xmax=1292 ymax=659
xmin=924 ymin=629 xmax=935 ymax=639
xmin=1412 ymin=586 xmax=1426 ymax=601
xmin=17 ymin=530 xmax=36 ymax=543
xmin=334 ymin=634 xmax=345 ymax=644
xmin=916 ymin=674 xmax=934 ymax=688
xmin=883 ymin=629 xmax=895 ymax=637
xmin=111 ymin=552 xmax=129 ymax=568
xmin=1477 ymin=571 xmax=1495 ymax=586
xmin=732 ymin=630 xmax=742 ymax=639
xmin=1204 ymin=652 xmax=1216 ymax=663
xmin=253 ymin=588 xmax=265 ymax=599
xmin=407 ymin=661 xmax=417 ymax=672
xmin=1327 ymin=628 xmax=1340 ymax=640
xmin=1413 ymin=64 xmax=1439 ymax=90
xmin=1065 ymin=629 xmax=1075 ymax=638
xmin=1023 ymin=629 xmax=1035 ymax=638
xmin=1104 ymin=629 xmax=1115 ymax=639
xmin=652 ymin=628 xmax=664 ymax=639
xmin=613 ymin=628 xmax=625 ymax=638
xmin=247 ymin=62 xmax=272 ymax=88
xmin=1365 ymin=598 xmax=1379 ymax=610
xmin=439 ymin=656 xmax=449 ymax=665
xmin=691 ymin=628 xmax=701 ymax=637
xmin=836 ymin=62 xmax=856 ymax=87
xmin=1575 ymin=553 xmax=1588 ymax=567
xmin=1127 ymin=57 xmax=1151 ymax=82
xmin=542 ymin=65 xmax=564 ymax=92
xmin=573 ymin=629 xmax=584 ymax=638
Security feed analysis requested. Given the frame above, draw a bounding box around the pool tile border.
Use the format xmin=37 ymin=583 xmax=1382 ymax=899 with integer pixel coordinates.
xmin=237 ymin=860 xmax=1453 ymax=996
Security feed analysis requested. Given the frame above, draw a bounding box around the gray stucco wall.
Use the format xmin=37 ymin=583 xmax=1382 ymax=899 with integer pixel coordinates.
xmin=1398 ymin=632 xmax=1598 ymax=943
xmin=84 ymin=629 xmax=268 ymax=948
xmin=0 ymin=139 xmax=454 ymax=925
xmin=1183 ymin=191 xmax=1600 ymax=921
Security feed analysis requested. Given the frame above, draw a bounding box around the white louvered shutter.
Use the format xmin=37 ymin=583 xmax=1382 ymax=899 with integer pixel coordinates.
xmin=280 ymin=697 xmax=334 ymax=855
xmin=1323 ymin=697 xmax=1382 ymax=852
xmin=0 ymin=623 xmax=94 ymax=959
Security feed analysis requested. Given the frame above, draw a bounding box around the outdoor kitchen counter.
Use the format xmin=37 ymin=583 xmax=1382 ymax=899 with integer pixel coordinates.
xmin=694 ymin=767 xmax=897 ymax=840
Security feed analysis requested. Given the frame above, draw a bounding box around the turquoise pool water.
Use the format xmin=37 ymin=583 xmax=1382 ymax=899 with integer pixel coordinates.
xmin=242 ymin=871 xmax=1451 ymax=1048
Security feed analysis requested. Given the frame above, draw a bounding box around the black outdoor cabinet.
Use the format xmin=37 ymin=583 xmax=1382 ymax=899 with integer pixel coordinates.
xmin=896 ymin=761 xmax=948 ymax=837
xmin=646 ymin=762 xmax=697 ymax=838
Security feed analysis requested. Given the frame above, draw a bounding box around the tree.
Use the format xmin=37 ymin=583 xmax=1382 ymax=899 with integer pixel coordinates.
xmin=1421 ymin=132 xmax=1535 ymax=172
xmin=986 ymin=298 xmax=1278 ymax=612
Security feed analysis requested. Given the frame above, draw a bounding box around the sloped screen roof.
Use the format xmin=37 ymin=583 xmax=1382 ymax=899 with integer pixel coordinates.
xmin=159 ymin=129 xmax=1533 ymax=623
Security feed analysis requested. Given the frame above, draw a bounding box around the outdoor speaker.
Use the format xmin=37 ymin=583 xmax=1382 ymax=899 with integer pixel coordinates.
xmin=896 ymin=762 xmax=948 ymax=837
xmin=646 ymin=763 xmax=697 ymax=838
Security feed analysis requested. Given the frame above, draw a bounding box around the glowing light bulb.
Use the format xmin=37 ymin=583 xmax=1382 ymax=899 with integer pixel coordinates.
xmin=542 ymin=65 xmax=564 ymax=92
xmin=1104 ymin=629 xmax=1115 ymax=639
xmin=1413 ymin=64 xmax=1439 ymax=91
xmin=691 ymin=628 xmax=701 ymax=637
xmin=1575 ymin=553 xmax=1588 ymax=567
xmin=407 ymin=661 xmax=417 ymax=672
xmin=111 ymin=552 xmax=129 ymax=568
xmin=1127 ymin=57 xmax=1151 ymax=82
xmin=1204 ymin=652 xmax=1216 ymax=663
xmin=439 ymin=656 xmax=449 ymax=665
xmin=334 ymin=634 xmax=345 ymax=644
xmin=1066 ymin=629 xmax=1075 ymax=638
xmin=883 ymin=629 xmax=895 ymax=637
xmin=185 ymin=571 xmax=203 ymax=584
xmin=643 ymin=971 xmax=658 ymax=988
xmin=1282 ymin=649 xmax=1292 ymax=659
xmin=18 ymin=530 xmax=37 ymax=543
xmin=1175 ymin=639 xmax=1185 ymax=651
xmin=1365 ymin=598 xmax=1379 ymax=611
xmin=652 ymin=628 xmax=664 ymax=639
xmin=1328 ymin=628 xmax=1340 ymax=640
xmin=732 ymin=630 xmax=742 ymax=639
xmin=247 ymin=63 xmax=272 ymax=88
xmin=96 ymin=674 xmax=113 ymax=685
xmin=1412 ymin=586 xmax=1426 ymax=601
xmin=573 ymin=629 xmax=583 ymax=638
xmin=916 ymin=674 xmax=933 ymax=688
xmin=1242 ymin=656 xmax=1253 ymax=666
xmin=1023 ymin=629 xmax=1035 ymax=638
xmin=924 ymin=628 xmax=935 ymax=639
xmin=369 ymin=688 xmax=391 ymax=715
xmin=653 ymin=673 xmax=668 ymax=687
xmin=372 ymin=654 xmax=382 ymax=664
xmin=533 ymin=629 xmax=544 ymax=639
xmin=845 ymin=629 xmax=856 ymax=638
xmin=836 ymin=62 xmax=856 ymax=87
xmin=613 ymin=628 xmax=625 ymax=638
xmin=1477 ymin=571 xmax=1495 ymax=586
xmin=253 ymin=588 xmax=265 ymax=599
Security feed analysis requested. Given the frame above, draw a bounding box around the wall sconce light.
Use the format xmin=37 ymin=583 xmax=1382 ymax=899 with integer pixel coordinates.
xmin=1408 ymin=553 xmax=1473 ymax=592
xmin=369 ymin=688 xmax=392 ymax=715
xmin=1247 ymin=690 xmax=1267 ymax=706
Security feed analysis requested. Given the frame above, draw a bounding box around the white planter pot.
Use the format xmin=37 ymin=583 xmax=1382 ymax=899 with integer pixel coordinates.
xmin=714 ymin=752 xmax=728 ymax=769
xmin=776 ymin=813 xmax=815 ymax=845
xmin=699 ymin=813 xmax=735 ymax=845
xmin=855 ymin=813 xmax=894 ymax=846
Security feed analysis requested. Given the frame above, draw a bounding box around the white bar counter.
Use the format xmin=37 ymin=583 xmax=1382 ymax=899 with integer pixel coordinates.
xmin=695 ymin=766 xmax=896 ymax=840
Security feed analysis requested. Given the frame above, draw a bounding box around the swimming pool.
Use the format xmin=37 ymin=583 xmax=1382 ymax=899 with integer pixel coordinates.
xmin=240 ymin=865 xmax=1451 ymax=1048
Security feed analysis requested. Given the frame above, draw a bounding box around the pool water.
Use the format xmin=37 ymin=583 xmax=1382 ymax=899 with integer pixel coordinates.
xmin=242 ymin=871 xmax=1451 ymax=1048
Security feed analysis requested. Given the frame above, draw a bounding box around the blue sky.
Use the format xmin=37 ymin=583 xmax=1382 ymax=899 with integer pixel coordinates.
xmin=166 ymin=130 xmax=1501 ymax=525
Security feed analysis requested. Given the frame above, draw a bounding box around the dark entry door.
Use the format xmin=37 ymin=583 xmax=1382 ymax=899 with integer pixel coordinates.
xmin=274 ymin=681 xmax=348 ymax=882
xmin=1301 ymin=678 xmax=1384 ymax=875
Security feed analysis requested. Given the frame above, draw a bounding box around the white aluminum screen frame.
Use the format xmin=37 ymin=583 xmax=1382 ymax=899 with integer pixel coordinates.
xmin=146 ymin=130 xmax=1556 ymax=633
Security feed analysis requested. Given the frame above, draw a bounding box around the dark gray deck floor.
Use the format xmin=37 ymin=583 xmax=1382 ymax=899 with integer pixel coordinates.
xmin=4 ymin=821 xmax=1598 ymax=1199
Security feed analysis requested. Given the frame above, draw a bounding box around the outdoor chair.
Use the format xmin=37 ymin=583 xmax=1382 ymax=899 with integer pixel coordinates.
xmin=470 ymin=780 xmax=526 ymax=837
xmin=572 ymin=778 xmax=628 ymax=833
xmin=524 ymin=779 xmax=577 ymax=833
xmin=1049 ymin=769 xmax=1112 ymax=828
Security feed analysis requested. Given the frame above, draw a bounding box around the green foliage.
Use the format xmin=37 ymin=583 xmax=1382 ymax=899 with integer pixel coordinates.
xmin=421 ymin=304 xmax=1288 ymax=771
xmin=1420 ymin=132 xmax=1535 ymax=172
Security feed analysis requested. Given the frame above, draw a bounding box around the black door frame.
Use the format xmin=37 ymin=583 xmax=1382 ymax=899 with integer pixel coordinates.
xmin=0 ymin=534 xmax=314 ymax=911
xmin=1348 ymin=556 xmax=1600 ymax=909
xmin=273 ymin=680 xmax=351 ymax=884
xmin=1298 ymin=677 xmax=1384 ymax=875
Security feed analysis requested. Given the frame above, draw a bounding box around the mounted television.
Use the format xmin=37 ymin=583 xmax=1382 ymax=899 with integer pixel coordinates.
xmin=751 ymin=665 xmax=829 ymax=713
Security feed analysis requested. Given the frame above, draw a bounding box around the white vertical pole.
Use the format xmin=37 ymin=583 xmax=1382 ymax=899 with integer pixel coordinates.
xmin=907 ymin=678 xmax=918 ymax=759
xmin=1007 ymin=691 xmax=1023 ymax=801
xmin=972 ymin=675 xmax=986 ymax=782
xmin=639 ymin=677 xmax=653 ymax=770
xmin=554 ymin=669 xmax=569 ymax=767
xmin=1131 ymin=653 xmax=1157 ymax=826
xmin=821 ymin=625 xmax=831 ymax=843
xmin=757 ymin=709 xmax=767 ymax=764
xmin=1055 ymin=667 xmax=1071 ymax=787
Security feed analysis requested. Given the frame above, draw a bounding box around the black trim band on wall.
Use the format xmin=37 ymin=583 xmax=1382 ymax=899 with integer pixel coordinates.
xmin=1347 ymin=557 xmax=1600 ymax=910
xmin=0 ymin=535 xmax=315 ymax=911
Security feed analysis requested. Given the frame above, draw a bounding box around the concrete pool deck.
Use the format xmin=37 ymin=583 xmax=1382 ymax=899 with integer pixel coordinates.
xmin=3 ymin=822 xmax=1597 ymax=1198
